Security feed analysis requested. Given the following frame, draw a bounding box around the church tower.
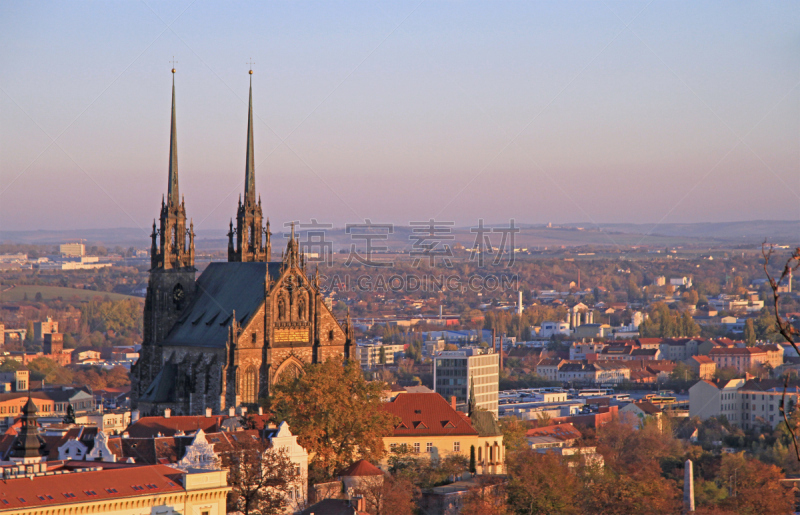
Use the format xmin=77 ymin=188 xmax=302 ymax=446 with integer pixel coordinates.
xmin=229 ymin=69 xmax=271 ymax=262
xmin=9 ymin=394 xmax=46 ymax=463
xmin=133 ymin=68 xmax=197 ymax=404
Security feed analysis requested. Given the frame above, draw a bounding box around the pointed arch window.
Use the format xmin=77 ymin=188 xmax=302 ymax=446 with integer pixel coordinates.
xmin=242 ymin=366 xmax=258 ymax=404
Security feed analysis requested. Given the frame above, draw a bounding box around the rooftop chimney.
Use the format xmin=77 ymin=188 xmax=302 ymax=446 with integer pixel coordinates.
xmin=205 ymin=407 xmax=212 ymax=418
xmin=258 ymin=406 xmax=263 ymax=415
xmin=450 ymin=396 xmax=457 ymax=410
xmin=228 ymin=406 xmax=235 ymax=417
xmin=164 ymin=408 xmax=171 ymax=419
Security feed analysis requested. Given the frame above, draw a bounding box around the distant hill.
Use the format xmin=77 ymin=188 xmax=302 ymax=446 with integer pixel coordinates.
xmin=560 ymin=220 xmax=800 ymax=245
xmin=1 ymin=220 xmax=796 ymax=251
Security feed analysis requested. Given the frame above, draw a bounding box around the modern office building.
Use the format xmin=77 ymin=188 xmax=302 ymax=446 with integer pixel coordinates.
xmin=434 ymin=348 xmax=499 ymax=418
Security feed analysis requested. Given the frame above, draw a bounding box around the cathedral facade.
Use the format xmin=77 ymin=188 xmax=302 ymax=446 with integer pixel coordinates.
xmin=131 ymin=70 xmax=353 ymax=415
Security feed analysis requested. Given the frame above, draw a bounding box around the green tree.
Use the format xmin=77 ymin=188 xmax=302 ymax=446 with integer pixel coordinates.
xmin=469 ymin=445 xmax=476 ymax=474
xmin=743 ymin=318 xmax=757 ymax=346
xmin=271 ymin=357 xmax=398 ymax=479
xmin=0 ymin=360 xmax=21 ymax=373
xmin=669 ymin=361 xmax=695 ymax=383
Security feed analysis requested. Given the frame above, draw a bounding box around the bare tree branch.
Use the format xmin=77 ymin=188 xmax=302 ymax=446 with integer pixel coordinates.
xmin=762 ymin=241 xmax=800 ymax=460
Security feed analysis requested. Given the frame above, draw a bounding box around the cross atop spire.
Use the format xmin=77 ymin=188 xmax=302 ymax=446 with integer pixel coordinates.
xmin=244 ymin=67 xmax=255 ymax=205
xmin=167 ymin=66 xmax=179 ymax=206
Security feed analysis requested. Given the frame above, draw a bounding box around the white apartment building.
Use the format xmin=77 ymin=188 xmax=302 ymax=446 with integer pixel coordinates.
xmin=356 ymin=343 xmax=405 ymax=369
xmin=539 ymin=321 xmax=571 ymax=338
xmin=659 ymin=339 xmax=701 ymax=362
xmin=689 ymin=379 xmax=800 ymax=430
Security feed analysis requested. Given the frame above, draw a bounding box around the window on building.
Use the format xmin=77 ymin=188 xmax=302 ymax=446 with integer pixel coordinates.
xmin=454 ymin=442 xmax=460 ymax=452
xmin=426 ymin=442 xmax=433 ymax=453
xmin=413 ymin=443 xmax=420 ymax=454
xmin=242 ymin=366 xmax=258 ymax=404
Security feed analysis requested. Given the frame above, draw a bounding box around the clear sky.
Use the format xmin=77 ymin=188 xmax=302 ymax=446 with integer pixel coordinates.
xmin=1 ymin=1 xmax=799 ymax=234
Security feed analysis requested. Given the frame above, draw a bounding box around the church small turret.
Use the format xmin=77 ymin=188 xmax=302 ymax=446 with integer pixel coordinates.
xmin=10 ymin=394 xmax=46 ymax=462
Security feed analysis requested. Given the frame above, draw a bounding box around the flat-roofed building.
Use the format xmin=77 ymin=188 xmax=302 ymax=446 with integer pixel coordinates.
xmin=434 ymin=349 xmax=499 ymax=417
xmin=33 ymin=317 xmax=58 ymax=342
xmin=59 ymin=242 xmax=85 ymax=257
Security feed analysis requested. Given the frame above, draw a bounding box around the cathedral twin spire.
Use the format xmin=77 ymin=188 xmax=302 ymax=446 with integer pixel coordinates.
xmin=152 ymin=69 xmax=194 ymax=271
xmin=152 ymin=67 xmax=297 ymax=271
xmin=229 ymin=69 xmax=271 ymax=262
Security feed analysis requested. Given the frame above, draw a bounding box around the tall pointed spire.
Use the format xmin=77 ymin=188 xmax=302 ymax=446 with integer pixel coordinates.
xmin=168 ymin=68 xmax=179 ymax=205
xmin=244 ymin=69 xmax=255 ymax=204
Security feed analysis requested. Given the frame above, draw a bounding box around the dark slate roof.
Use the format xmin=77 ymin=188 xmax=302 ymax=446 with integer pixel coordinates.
xmin=139 ymin=363 xmax=177 ymax=403
xmin=299 ymin=499 xmax=359 ymax=515
xmin=126 ymin=415 xmax=229 ymax=438
xmin=108 ymin=429 xmax=265 ymax=465
xmin=740 ymin=379 xmax=800 ymax=393
xmin=163 ymin=262 xmax=283 ymax=348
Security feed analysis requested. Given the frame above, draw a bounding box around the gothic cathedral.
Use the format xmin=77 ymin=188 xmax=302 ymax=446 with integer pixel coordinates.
xmin=131 ymin=70 xmax=354 ymax=415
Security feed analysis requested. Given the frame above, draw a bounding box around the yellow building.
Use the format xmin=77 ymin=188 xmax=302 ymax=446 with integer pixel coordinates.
xmin=0 ymin=395 xmax=230 ymax=515
xmin=0 ymin=463 xmax=230 ymax=515
xmin=381 ymin=392 xmax=504 ymax=474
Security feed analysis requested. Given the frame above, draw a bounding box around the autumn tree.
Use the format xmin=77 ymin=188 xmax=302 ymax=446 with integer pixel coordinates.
xmin=714 ymin=452 xmax=793 ymax=515
xmin=505 ymin=450 xmax=580 ymax=515
xmin=583 ymin=463 xmax=681 ymax=515
xmin=355 ymin=475 xmax=417 ymax=515
xmin=224 ymin=439 xmax=300 ymax=515
xmin=271 ymin=357 xmax=398 ymax=479
xmin=499 ymin=417 xmax=529 ymax=452
xmin=459 ymin=477 xmax=509 ymax=515
xmin=26 ymin=357 xmax=74 ymax=384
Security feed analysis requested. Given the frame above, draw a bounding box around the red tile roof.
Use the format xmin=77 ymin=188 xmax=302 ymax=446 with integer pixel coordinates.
xmin=690 ymin=355 xmax=714 ymax=364
xmin=0 ymin=464 xmax=184 ymax=511
xmin=339 ymin=459 xmax=384 ymax=477
xmin=382 ymin=393 xmax=478 ymax=437
xmin=709 ymin=347 xmax=765 ymax=356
